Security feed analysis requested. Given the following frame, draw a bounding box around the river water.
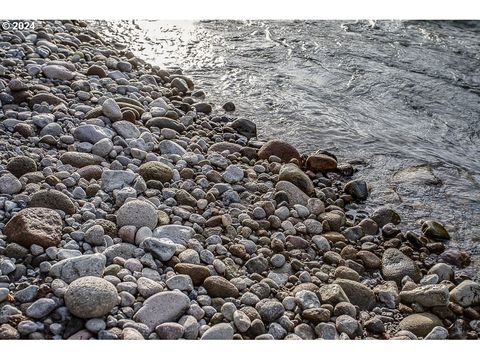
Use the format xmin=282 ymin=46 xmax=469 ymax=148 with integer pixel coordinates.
xmin=95 ymin=20 xmax=480 ymax=277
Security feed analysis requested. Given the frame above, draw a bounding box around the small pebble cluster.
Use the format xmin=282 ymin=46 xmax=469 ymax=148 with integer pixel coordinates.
xmin=0 ymin=20 xmax=479 ymax=340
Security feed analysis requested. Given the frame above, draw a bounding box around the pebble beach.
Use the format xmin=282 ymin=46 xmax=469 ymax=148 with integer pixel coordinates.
xmin=0 ymin=20 xmax=480 ymax=340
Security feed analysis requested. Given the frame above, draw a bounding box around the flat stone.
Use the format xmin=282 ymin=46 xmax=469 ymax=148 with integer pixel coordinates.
xmin=319 ymin=284 xmax=350 ymax=305
xmin=231 ymin=118 xmax=257 ymax=139
xmin=60 ymin=152 xmax=104 ymax=167
xmin=344 ymin=179 xmax=368 ymax=201
xmin=25 ymin=298 xmax=57 ymax=319
xmin=29 ymin=93 xmax=66 ymax=107
xmin=43 ymin=64 xmax=75 ymax=80
xmin=159 ymin=140 xmax=186 ymax=156
xmin=336 ymin=314 xmax=359 ymax=338
xmin=133 ymin=291 xmax=190 ymax=331
xmin=424 ymin=326 xmax=449 ymax=340
xmin=399 ymin=284 xmax=450 ymax=307
xmin=4 ymin=207 xmax=62 ymax=248
xmin=112 ymin=121 xmax=140 ymax=139
xmin=421 ymin=220 xmax=450 ymax=241
xmin=209 ymin=142 xmax=243 ymax=154
xmin=137 ymin=277 xmax=163 ymax=298
xmin=145 ymin=117 xmax=186 ymax=132
xmin=371 ymin=207 xmax=401 ymax=228
xmin=77 ymin=165 xmax=103 ymax=181
xmin=166 ymin=275 xmax=193 ymax=291
xmin=102 ymin=243 xmax=138 ymax=263
xmin=92 ymin=138 xmax=113 ymax=157
xmin=142 ymin=237 xmax=177 ymax=262
xmin=450 ymin=280 xmax=480 ymax=307
xmin=223 ymin=164 xmax=244 ymax=183
xmin=0 ymin=324 xmax=20 ymax=339
xmin=245 ymin=256 xmax=269 ymax=274
xmin=49 ymin=254 xmax=106 ymax=283
xmin=152 ymin=225 xmax=195 ymax=246
xmin=73 ymin=124 xmax=114 ymax=144
xmin=101 ymin=169 xmax=136 ymax=192
xmin=193 ymin=102 xmax=212 ymax=113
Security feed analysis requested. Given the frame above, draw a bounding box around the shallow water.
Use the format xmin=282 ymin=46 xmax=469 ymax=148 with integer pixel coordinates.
xmin=95 ymin=20 xmax=480 ymax=277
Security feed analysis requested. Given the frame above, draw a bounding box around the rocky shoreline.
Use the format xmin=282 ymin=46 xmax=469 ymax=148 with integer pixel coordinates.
xmin=0 ymin=20 xmax=479 ymax=340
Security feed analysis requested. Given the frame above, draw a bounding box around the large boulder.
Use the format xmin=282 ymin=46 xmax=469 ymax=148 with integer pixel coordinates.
xmin=65 ymin=276 xmax=119 ymax=318
xmin=4 ymin=207 xmax=62 ymax=248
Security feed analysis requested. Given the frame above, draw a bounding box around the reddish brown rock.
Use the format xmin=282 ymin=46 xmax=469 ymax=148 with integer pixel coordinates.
xmin=286 ymin=235 xmax=309 ymax=249
xmin=440 ymin=249 xmax=471 ymax=267
xmin=203 ymin=276 xmax=239 ymax=298
xmin=206 ymin=215 xmax=223 ymax=227
xmin=77 ymin=165 xmax=103 ymax=181
xmin=86 ymin=64 xmax=107 ymax=78
xmin=59 ymin=152 xmax=103 ymax=168
xmin=258 ymin=139 xmax=301 ymax=163
xmin=175 ymin=263 xmax=211 ymax=286
xmin=356 ymin=250 xmax=382 ymax=270
xmin=306 ymin=154 xmax=337 ymax=172
xmin=209 ymin=142 xmax=243 ymax=154
xmin=4 ymin=207 xmax=62 ymax=248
